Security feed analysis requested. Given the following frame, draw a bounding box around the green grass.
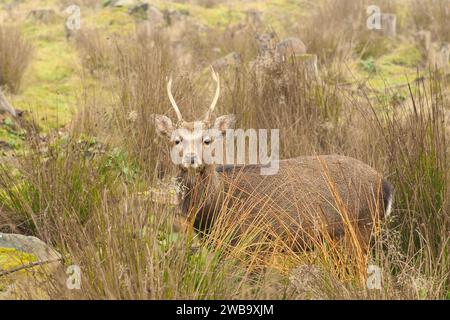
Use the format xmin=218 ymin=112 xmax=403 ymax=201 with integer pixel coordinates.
xmin=0 ymin=0 xmax=449 ymax=300
xmin=7 ymin=21 xmax=79 ymax=131
xmin=357 ymin=42 xmax=424 ymax=90
xmin=87 ymin=6 xmax=135 ymax=33
xmin=0 ymin=116 xmax=25 ymax=151
xmin=383 ymin=43 xmax=422 ymax=67
xmin=0 ymin=0 xmax=429 ymax=135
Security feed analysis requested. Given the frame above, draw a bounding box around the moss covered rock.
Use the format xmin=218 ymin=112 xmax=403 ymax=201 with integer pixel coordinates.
xmin=0 ymin=247 xmax=37 ymax=272
xmin=0 ymin=233 xmax=61 ymax=261
xmin=0 ymin=233 xmax=61 ymax=299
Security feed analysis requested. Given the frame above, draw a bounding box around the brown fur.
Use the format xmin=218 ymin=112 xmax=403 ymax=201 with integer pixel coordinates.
xmin=178 ymin=155 xmax=392 ymax=249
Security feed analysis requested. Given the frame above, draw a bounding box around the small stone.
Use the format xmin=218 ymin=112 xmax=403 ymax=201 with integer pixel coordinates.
xmin=415 ymin=30 xmax=431 ymax=53
xmin=128 ymin=2 xmax=149 ymax=19
xmin=381 ymin=13 xmax=396 ymax=38
xmin=0 ymin=89 xmax=17 ymax=117
xmin=112 ymin=0 xmax=138 ymax=7
xmin=0 ymin=141 xmax=12 ymax=151
xmin=296 ymin=54 xmax=320 ymax=81
xmin=147 ymin=6 xmax=165 ymax=25
xmin=428 ymin=43 xmax=450 ymax=75
xmin=276 ymin=37 xmax=307 ymax=60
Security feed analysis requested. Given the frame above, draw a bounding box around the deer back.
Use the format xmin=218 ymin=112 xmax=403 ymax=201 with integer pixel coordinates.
xmin=212 ymin=155 xmax=391 ymax=246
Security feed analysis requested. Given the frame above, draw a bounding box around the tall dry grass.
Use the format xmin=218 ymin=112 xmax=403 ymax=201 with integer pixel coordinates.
xmin=0 ymin=0 xmax=449 ymax=299
xmin=410 ymin=0 xmax=450 ymax=42
xmin=0 ymin=25 xmax=33 ymax=93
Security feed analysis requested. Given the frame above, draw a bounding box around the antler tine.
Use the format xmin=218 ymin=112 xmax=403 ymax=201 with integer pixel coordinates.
xmin=204 ymin=66 xmax=220 ymax=123
xmin=166 ymin=76 xmax=183 ymax=123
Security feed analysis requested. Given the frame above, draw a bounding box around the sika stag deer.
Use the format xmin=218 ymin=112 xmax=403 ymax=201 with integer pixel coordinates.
xmin=152 ymin=69 xmax=393 ymax=250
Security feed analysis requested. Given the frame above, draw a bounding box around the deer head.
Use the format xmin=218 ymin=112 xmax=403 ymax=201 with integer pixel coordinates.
xmin=152 ymin=68 xmax=235 ymax=173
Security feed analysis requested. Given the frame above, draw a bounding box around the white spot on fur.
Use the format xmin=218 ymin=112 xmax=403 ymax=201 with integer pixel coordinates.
xmin=385 ymin=193 xmax=393 ymax=217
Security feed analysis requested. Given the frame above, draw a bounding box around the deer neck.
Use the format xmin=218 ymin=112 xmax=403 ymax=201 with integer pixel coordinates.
xmin=177 ymin=165 xmax=221 ymax=206
xmin=176 ymin=165 xmax=223 ymax=232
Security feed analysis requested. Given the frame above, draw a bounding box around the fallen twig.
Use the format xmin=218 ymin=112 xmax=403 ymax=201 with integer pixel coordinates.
xmin=0 ymin=258 xmax=62 ymax=277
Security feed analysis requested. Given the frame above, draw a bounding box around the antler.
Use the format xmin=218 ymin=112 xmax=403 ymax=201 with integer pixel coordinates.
xmin=166 ymin=76 xmax=183 ymax=123
xmin=203 ymin=66 xmax=220 ymax=123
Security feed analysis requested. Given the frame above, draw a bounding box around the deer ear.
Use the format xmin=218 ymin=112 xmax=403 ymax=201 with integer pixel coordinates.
xmin=214 ymin=114 xmax=236 ymax=133
xmin=151 ymin=114 xmax=173 ymax=138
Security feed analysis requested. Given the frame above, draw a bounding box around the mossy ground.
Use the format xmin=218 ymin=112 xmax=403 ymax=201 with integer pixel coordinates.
xmin=364 ymin=42 xmax=424 ymax=88
xmin=0 ymin=0 xmax=429 ymax=147
xmin=0 ymin=0 xmax=448 ymax=300
xmin=16 ymin=20 xmax=79 ymax=129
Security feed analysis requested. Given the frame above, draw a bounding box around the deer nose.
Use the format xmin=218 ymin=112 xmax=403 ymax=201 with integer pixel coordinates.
xmin=185 ymin=153 xmax=198 ymax=165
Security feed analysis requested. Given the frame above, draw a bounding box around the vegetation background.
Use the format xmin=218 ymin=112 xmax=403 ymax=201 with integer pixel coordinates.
xmin=0 ymin=0 xmax=449 ymax=299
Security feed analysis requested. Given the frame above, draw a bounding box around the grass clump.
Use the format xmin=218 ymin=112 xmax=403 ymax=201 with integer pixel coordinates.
xmin=0 ymin=25 xmax=33 ymax=93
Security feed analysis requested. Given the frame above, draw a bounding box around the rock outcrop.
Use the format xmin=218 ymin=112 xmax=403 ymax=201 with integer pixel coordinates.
xmin=0 ymin=233 xmax=62 ymax=299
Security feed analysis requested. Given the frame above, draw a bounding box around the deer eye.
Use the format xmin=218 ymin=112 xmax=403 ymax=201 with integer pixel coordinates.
xmin=174 ymin=137 xmax=182 ymax=145
xmin=203 ymin=137 xmax=211 ymax=145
